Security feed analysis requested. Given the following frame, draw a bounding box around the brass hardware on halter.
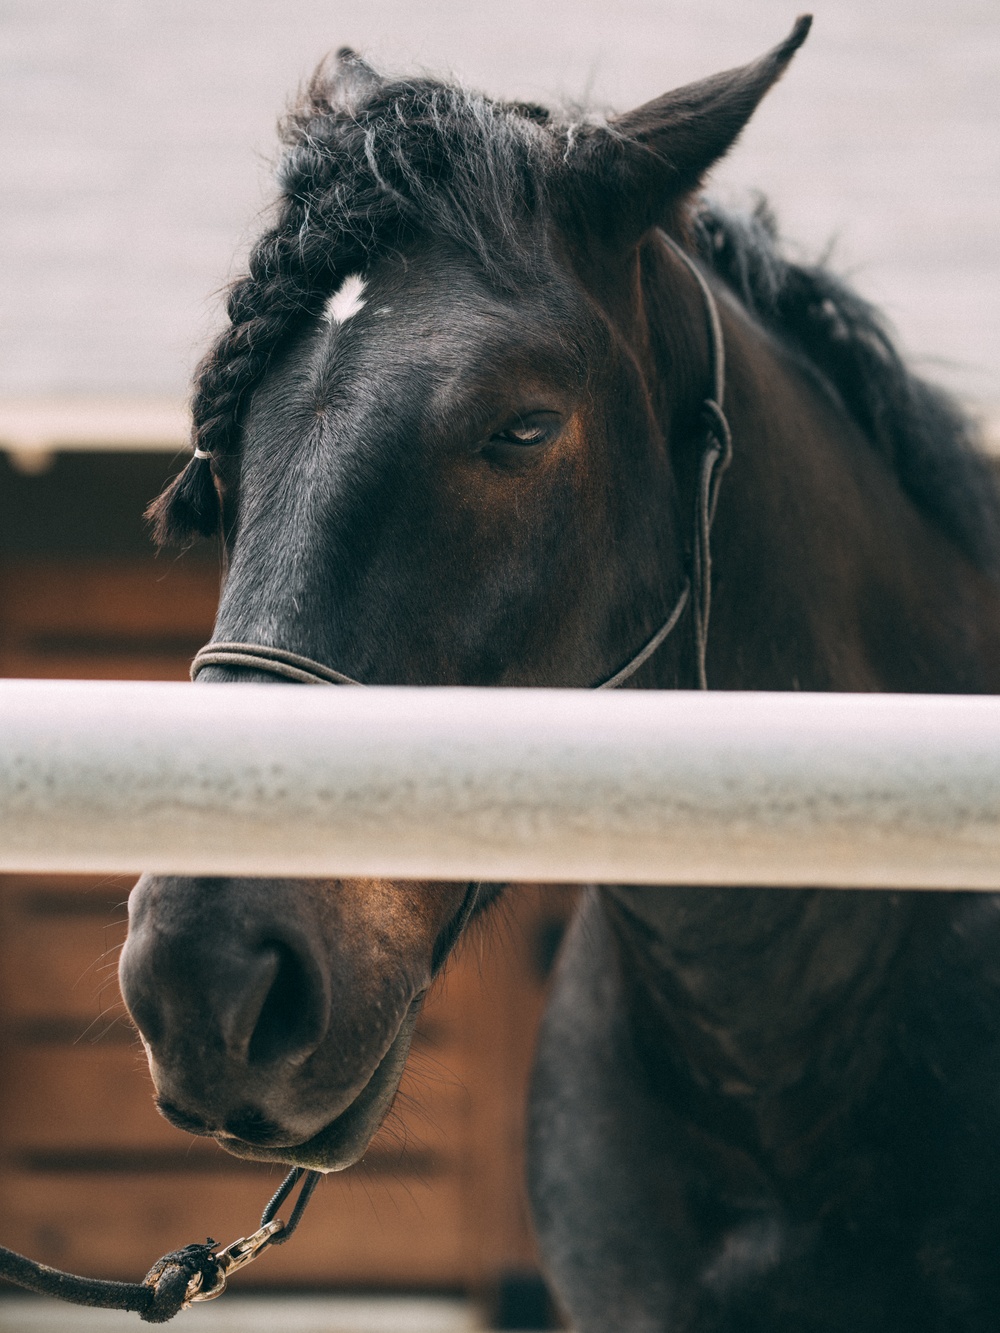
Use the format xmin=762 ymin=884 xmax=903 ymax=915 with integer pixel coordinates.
xmin=184 ymin=1218 xmax=286 ymax=1306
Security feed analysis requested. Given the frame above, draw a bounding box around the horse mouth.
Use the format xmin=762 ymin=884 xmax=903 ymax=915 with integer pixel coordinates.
xmin=214 ymin=1004 xmax=421 ymax=1172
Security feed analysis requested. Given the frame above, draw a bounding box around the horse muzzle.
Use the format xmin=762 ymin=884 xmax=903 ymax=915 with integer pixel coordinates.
xmin=118 ymin=874 xmax=440 ymax=1170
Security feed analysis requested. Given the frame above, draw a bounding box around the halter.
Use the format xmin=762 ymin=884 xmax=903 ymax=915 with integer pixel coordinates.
xmin=192 ymin=234 xmax=732 ymax=693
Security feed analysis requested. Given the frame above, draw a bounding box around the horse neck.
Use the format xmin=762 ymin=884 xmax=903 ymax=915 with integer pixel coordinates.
xmin=701 ymin=294 xmax=1000 ymax=692
xmin=601 ymin=247 xmax=1000 ymax=1122
xmin=602 ymin=885 xmax=928 ymax=1121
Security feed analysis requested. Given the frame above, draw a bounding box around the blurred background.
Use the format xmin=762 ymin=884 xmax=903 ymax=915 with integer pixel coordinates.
xmin=3 ymin=0 xmax=998 ymax=414
xmin=0 ymin=0 xmax=997 ymax=1328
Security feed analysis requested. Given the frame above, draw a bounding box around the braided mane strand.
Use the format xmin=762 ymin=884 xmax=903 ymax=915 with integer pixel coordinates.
xmin=147 ymin=52 xmax=556 ymax=545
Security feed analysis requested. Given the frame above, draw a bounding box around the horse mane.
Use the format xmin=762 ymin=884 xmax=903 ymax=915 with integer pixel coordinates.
xmin=692 ymin=199 xmax=1000 ymax=577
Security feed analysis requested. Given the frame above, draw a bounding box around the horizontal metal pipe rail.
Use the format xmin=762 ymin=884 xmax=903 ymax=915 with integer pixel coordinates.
xmin=1 ymin=679 xmax=999 ymax=887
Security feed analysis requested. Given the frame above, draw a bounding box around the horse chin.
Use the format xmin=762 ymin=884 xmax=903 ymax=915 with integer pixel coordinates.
xmin=214 ymin=1006 xmax=420 ymax=1173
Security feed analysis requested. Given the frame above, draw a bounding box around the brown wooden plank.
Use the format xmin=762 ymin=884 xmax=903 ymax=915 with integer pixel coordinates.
xmin=0 ymin=875 xmax=133 ymax=1026
xmin=0 ymin=558 xmax=218 ymax=679
xmin=0 ymin=913 xmax=127 ymax=1024
xmin=0 ymin=1167 xmax=466 ymax=1286
xmin=0 ymin=560 xmax=219 ymax=637
xmin=0 ymin=650 xmax=200 ymax=679
xmin=0 ymin=1044 xmax=188 ymax=1152
xmin=457 ymin=885 xmax=579 ymax=1287
xmin=0 ymin=874 xmax=135 ymax=900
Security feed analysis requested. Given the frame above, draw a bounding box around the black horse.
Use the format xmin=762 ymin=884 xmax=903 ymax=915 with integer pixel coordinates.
xmin=119 ymin=19 xmax=1000 ymax=1330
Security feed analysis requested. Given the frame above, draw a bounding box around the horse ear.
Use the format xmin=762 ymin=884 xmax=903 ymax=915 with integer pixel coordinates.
xmin=324 ymin=47 xmax=381 ymax=110
xmin=575 ymin=16 xmax=812 ymax=243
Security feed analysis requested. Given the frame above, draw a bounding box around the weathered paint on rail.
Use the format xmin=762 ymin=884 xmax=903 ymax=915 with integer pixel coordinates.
xmin=1 ymin=679 xmax=999 ymax=887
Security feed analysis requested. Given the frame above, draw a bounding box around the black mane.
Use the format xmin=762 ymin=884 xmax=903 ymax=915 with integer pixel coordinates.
xmin=275 ymin=66 xmax=553 ymax=285
xmin=693 ymin=199 xmax=1000 ymax=576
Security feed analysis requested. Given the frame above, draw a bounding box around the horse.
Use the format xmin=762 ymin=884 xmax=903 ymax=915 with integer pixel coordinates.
xmin=118 ymin=18 xmax=1000 ymax=1330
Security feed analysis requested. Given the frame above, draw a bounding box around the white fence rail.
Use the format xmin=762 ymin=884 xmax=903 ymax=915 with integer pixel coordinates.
xmin=1 ymin=679 xmax=999 ymax=888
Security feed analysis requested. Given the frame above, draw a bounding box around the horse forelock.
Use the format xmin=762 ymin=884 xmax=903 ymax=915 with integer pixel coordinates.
xmin=182 ymin=72 xmax=568 ymax=492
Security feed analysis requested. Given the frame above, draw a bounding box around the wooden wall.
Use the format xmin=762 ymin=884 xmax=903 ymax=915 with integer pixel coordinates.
xmin=0 ymin=452 xmax=573 ymax=1296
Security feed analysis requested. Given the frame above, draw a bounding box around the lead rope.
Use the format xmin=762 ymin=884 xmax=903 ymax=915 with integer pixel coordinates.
xmin=0 ymin=239 xmax=729 ymax=1326
xmin=0 ymin=1165 xmax=320 ymax=1323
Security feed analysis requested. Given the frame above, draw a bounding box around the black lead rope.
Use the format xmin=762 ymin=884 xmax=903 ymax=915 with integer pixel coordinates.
xmin=0 ymin=1166 xmax=321 ymax=1323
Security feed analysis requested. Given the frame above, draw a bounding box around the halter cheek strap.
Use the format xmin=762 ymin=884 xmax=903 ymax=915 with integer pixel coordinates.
xmin=191 ymin=234 xmax=731 ymax=693
xmin=660 ymin=231 xmax=733 ymax=691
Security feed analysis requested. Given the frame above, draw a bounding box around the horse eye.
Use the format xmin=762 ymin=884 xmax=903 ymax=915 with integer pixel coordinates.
xmin=493 ymin=415 xmax=559 ymax=447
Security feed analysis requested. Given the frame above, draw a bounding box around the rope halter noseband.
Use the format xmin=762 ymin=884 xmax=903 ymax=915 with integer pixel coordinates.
xmin=192 ymin=233 xmax=732 ymax=693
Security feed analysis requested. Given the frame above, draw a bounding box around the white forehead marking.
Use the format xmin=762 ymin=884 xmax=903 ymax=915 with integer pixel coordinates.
xmin=323 ymin=273 xmax=367 ymax=325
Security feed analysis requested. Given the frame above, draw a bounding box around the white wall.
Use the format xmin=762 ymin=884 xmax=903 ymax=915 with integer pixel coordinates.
xmin=1 ymin=0 xmax=997 ymax=413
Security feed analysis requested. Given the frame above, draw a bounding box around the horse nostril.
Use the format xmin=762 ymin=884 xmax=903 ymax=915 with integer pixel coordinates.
xmin=247 ymin=940 xmax=329 ymax=1066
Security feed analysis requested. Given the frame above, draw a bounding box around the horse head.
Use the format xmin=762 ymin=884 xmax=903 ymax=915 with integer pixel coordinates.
xmin=119 ymin=20 xmax=810 ymax=1170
